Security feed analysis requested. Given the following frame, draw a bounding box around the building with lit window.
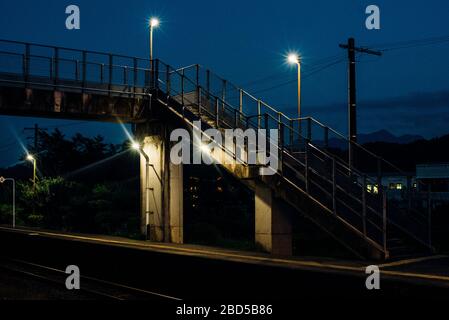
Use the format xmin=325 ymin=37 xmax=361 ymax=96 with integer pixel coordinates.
xmin=416 ymin=163 xmax=449 ymax=203
xmin=364 ymin=164 xmax=449 ymax=203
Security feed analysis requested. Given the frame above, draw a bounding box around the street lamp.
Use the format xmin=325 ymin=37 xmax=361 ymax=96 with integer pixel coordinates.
xmin=26 ymin=154 xmax=36 ymax=191
xmin=132 ymin=142 xmax=141 ymax=151
xmin=131 ymin=141 xmax=152 ymax=239
xmin=287 ymin=53 xmax=302 ymax=119
xmin=149 ymin=17 xmax=160 ymax=62
xmin=0 ymin=176 xmax=15 ymax=228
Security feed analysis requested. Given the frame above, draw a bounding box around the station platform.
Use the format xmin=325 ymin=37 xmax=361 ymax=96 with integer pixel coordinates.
xmin=1 ymin=226 xmax=448 ymax=290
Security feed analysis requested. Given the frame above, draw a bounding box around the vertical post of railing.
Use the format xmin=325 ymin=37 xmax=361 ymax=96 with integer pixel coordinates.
xmin=206 ymin=70 xmax=210 ymax=98
xmin=382 ymin=189 xmax=388 ymax=255
xmin=133 ymin=58 xmax=138 ymax=96
xmin=215 ymin=97 xmax=219 ymax=128
xmin=277 ymin=112 xmax=282 ymax=149
xmin=307 ymin=117 xmax=312 ymax=142
xmin=332 ymin=158 xmax=337 ymax=215
xmin=196 ymin=64 xmax=200 ymax=88
xmin=377 ymin=157 xmax=382 ymax=204
xmin=145 ymin=60 xmax=149 ymax=88
xmin=22 ymin=53 xmax=26 ymax=80
xmin=166 ymin=66 xmax=171 ymax=98
xmin=197 ymin=86 xmax=202 ymax=116
xmin=124 ymin=67 xmax=128 ymax=86
xmin=279 ymin=123 xmax=284 ymax=175
xmin=155 ymin=59 xmax=159 ymax=91
xmin=24 ymin=43 xmax=30 ymax=84
xmin=75 ymin=60 xmax=79 ymax=82
xmin=49 ymin=57 xmax=53 ymax=80
xmin=264 ymin=113 xmax=269 ymax=153
xmin=257 ymin=100 xmax=262 ymax=129
xmin=427 ymin=184 xmax=432 ymax=248
xmin=222 ymin=80 xmax=227 ymax=111
xmin=407 ymin=176 xmax=412 ymax=216
xmin=289 ymin=119 xmax=294 ymax=149
xmin=100 ymin=64 xmax=104 ymax=83
xmin=181 ymin=69 xmax=185 ymax=107
xmin=54 ymin=47 xmax=59 ymax=85
xmin=349 ymin=140 xmax=353 ymax=173
xmin=362 ymin=175 xmax=367 ymax=238
xmin=324 ymin=126 xmax=329 ymax=149
xmin=305 ymin=142 xmax=309 ymax=193
xmin=108 ymin=54 xmax=113 ymax=94
xmin=234 ymin=109 xmax=238 ymax=128
xmin=150 ymin=59 xmax=154 ymax=89
xmin=82 ymin=51 xmax=87 ymax=90
xmin=239 ymin=89 xmax=243 ymax=115
xmin=264 ymin=113 xmax=269 ymax=131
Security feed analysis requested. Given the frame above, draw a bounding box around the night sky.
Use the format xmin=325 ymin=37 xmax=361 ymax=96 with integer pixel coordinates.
xmin=1 ymin=0 xmax=449 ymax=166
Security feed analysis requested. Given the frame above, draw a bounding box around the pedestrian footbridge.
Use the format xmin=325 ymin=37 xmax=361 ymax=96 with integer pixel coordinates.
xmin=0 ymin=39 xmax=434 ymax=259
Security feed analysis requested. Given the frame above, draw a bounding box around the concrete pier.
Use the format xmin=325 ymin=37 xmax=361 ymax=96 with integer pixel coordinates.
xmin=255 ymin=183 xmax=292 ymax=256
xmin=138 ymin=122 xmax=184 ymax=244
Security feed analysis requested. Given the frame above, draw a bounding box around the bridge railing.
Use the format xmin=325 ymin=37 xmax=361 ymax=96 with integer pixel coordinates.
xmin=0 ymin=39 xmax=155 ymax=97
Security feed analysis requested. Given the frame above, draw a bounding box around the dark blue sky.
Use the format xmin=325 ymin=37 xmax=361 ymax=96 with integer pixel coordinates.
xmin=1 ymin=0 xmax=449 ymax=166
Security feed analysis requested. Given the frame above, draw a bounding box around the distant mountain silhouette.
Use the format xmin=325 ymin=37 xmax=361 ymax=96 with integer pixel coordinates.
xmin=358 ymin=130 xmax=424 ymax=144
xmin=322 ymin=130 xmax=425 ymax=149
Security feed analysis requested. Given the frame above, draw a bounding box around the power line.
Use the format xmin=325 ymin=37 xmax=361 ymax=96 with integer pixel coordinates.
xmin=248 ymin=58 xmax=345 ymax=95
xmin=365 ymin=34 xmax=449 ymax=52
xmin=239 ymin=53 xmax=345 ymax=89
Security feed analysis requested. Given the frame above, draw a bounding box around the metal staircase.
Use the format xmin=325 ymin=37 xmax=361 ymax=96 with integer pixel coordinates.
xmin=150 ymin=61 xmax=434 ymax=259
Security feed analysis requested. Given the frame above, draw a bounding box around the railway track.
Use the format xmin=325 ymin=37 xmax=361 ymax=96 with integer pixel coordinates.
xmin=0 ymin=256 xmax=183 ymax=301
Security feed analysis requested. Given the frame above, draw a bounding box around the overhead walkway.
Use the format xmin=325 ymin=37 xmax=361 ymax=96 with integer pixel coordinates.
xmin=0 ymin=39 xmax=434 ymax=259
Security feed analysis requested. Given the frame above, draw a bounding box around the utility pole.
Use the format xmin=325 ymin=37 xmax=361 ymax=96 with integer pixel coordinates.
xmin=339 ymin=38 xmax=382 ymax=169
xmin=24 ymin=123 xmax=47 ymax=154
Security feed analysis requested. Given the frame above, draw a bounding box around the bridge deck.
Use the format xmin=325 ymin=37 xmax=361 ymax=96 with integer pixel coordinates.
xmin=0 ymin=72 xmax=150 ymax=122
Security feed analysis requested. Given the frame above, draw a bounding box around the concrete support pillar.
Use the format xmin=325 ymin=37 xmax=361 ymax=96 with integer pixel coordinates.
xmin=255 ymin=183 xmax=292 ymax=256
xmin=138 ymin=123 xmax=183 ymax=244
xmin=167 ymin=162 xmax=183 ymax=243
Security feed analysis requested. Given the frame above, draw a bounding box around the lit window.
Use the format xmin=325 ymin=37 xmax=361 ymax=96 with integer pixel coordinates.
xmin=396 ymin=183 xmax=403 ymax=190
xmin=367 ymin=184 xmax=379 ymax=194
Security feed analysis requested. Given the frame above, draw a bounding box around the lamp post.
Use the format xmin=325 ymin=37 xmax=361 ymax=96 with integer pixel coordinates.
xmin=132 ymin=142 xmax=152 ymax=239
xmin=287 ymin=53 xmax=302 ymax=119
xmin=149 ymin=17 xmax=160 ymax=89
xmin=27 ymin=154 xmax=36 ymax=191
xmin=149 ymin=18 xmax=160 ymax=62
xmin=288 ymin=53 xmax=302 ymax=145
xmin=0 ymin=176 xmax=16 ymax=228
